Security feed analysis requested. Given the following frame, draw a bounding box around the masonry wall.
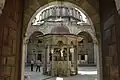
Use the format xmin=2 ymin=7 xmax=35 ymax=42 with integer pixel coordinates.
xmin=99 ymin=0 xmax=120 ymax=79
xmin=0 ymin=0 xmax=23 ymax=80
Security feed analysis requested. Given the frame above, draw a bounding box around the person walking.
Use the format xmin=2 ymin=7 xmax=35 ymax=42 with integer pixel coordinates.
xmin=36 ymin=60 xmax=41 ymax=72
xmin=30 ymin=59 xmax=34 ymax=71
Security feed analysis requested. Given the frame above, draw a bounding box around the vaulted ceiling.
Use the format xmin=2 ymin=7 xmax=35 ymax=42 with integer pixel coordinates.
xmin=23 ymin=0 xmax=100 ymax=40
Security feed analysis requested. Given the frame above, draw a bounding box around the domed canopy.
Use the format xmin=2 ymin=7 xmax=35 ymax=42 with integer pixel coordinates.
xmin=51 ymin=25 xmax=70 ymax=34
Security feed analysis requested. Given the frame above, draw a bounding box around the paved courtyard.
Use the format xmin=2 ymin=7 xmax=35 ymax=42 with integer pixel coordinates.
xmin=24 ymin=66 xmax=97 ymax=80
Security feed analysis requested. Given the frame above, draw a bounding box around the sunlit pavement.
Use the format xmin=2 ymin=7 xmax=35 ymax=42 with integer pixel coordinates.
xmin=24 ymin=66 xmax=97 ymax=80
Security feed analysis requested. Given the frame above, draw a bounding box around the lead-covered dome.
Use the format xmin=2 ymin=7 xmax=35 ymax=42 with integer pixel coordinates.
xmin=51 ymin=25 xmax=70 ymax=34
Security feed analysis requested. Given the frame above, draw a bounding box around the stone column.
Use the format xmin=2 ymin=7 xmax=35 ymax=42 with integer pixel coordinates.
xmin=83 ymin=39 xmax=87 ymax=54
xmin=47 ymin=46 xmax=50 ymax=63
xmin=70 ymin=47 xmax=74 ymax=64
xmin=67 ymin=47 xmax=70 ymax=76
xmin=23 ymin=39 xmax=28 ymax=66
xmin=74 ymin=46 xmax=78 ymax=75
xmin=88 ymin=42 xmax=94 ymax=64
xmin=72 ymin=52 xmax=74 ymax=64
xmin=43 ymin=46 xmax=47 ymax=75
xmin=21 ymin=39 xmax=28 ymax=80
xmin=94 ymin=43 xmax=98 ymax=65
xmin=51 ymin=48 xmax=54 ymax=76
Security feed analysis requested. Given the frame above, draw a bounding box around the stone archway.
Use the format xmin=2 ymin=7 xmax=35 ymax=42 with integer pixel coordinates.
xmin=78 ymin=31 xmax=98 ymax=62
xmin=21 ymin=31 xmax=43 ymax=80
xmin=0 ymin=0 xmax=120 ymax=80
xmin=23 ymin=0 xmax=100 ymax=40
xmin=22 ymin=1 xmax=101 ymax=80
xmin=77 ymin=31 xmax=100 ymax=79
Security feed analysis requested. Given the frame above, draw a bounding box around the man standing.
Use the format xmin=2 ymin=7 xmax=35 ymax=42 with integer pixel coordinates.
xmin=36 ymin=60 xmax=41 ymax=72
xmin=30 ymin=59 xmax=34 ymax=71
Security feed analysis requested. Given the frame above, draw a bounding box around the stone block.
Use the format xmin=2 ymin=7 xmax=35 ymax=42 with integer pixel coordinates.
xmin=10 ymin=67 xmax=15 ymax=80
xmin=9 ymin=28 xmax=16 ymax=40
xmin=0 ymin=27 xmax=3 ymax=47
xmin=3 ymin=27 xmax=9 ymax=46
xmin=4 ymin=66 xmax=11 ymax=75
xmin=0 ymin=57 xmax=7 ymax=65
xmin=7 ymin=57 xmax=15 ymax=65
xmin=2 ymin=46 xmax=11 ymax=56
xmin=8 ymin=38 xmax=13 ymax=48
xmin=12 ymin=40 xmax=16 ymax=54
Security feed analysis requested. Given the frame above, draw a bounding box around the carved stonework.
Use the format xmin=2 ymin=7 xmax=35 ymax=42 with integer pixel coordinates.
xmin=0 ymin=0 xmax=5 ymax=14
xmin=115 ymin=0 xmax=120 ymax=14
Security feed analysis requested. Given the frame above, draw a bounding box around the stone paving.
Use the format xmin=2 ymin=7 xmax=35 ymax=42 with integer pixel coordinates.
xmin=24 ymin=66 xmax=97 ymax=80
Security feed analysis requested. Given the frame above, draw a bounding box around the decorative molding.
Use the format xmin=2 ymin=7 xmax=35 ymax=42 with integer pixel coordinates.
xmin=0 ymin=0 xmax=5 ymax=15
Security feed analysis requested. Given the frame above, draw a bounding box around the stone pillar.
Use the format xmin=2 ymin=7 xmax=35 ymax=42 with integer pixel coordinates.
xmin=67 ymin=47 xmax=69 ymax=62
xmin=83 ymin=39 xmax=87 ymax=54
xmin=23 ymin=39 xmax=28 ymax=66
xmin=25 ymin=42 xmax=28 ymax=65
xmin=21 ymin=39 xmax=28 ymax=80
xmin=72 ymin=52 xmax=74 ymax=64
xmin=67 ymin=47 xmax=70 ymax=76
xmin=74 ymin=46 xmax=78 ymax=75
xmin=43 ymin=46 xmax=47 ymax=75
xmin=88 ymin=42 xmax=94 ymax=64
xmin=51 ymin=48 xmax=54 ymax=76
xmin=70 ymin=47 xmax=74 ymax=63
xmin=94 ymin=43 xmax=98 ymax=65
xmin=85 ymin=55 xmax=88 ymax=61
xmin=47 ymin=46 xmax=50 ymax=63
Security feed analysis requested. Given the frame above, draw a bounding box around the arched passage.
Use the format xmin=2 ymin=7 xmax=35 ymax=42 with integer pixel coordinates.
xmin=21 ymin=31 xmax=43 ymax=79
xmin=25 ymin=31 xmax=43 ymax=64
xmin=0 ymin=0 xmax=120 ymax=80
xmin=78 ymin=31 xmax=97 ymax=65
xmin=21 ymin=1 xmax=100 ymax=80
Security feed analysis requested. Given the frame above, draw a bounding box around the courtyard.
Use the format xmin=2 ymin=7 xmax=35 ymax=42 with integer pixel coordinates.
xmin=24 ymin=67 xmax=97 ymax=80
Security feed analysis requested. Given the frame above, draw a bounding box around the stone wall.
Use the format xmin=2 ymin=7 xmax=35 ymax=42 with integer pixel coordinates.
xmin=100 ymin=0 xmax=120 ymax=79
xmin=0 ymin=0 xmax=23 ymax=80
